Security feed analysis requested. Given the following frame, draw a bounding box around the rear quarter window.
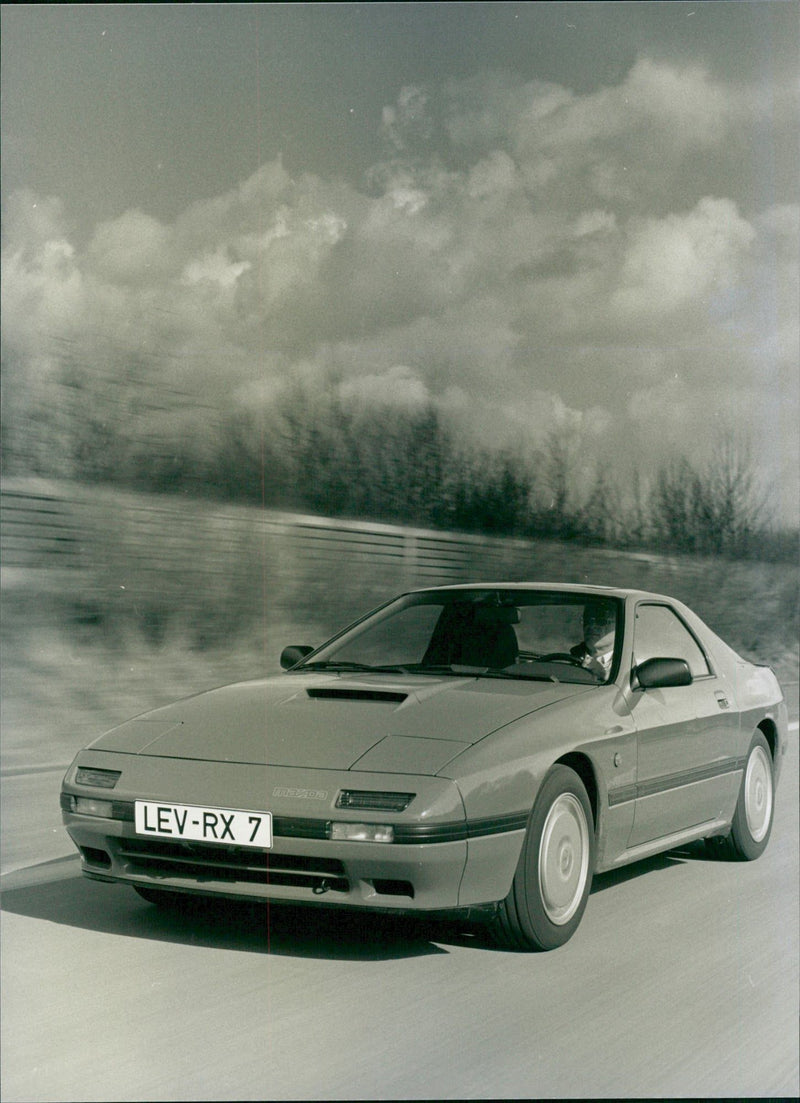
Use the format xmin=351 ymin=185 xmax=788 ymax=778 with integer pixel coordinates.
xmin=633 ymin=603 xmax=711 ymax=678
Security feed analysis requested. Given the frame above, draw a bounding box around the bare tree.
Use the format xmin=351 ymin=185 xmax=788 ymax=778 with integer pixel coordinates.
xmin=532 ymin=429 xmax=580 ymax=538
xmin=702 ymin=432 xmax=768 ymax=553
xmin=650 ymin=431 xmax=769 ymax=556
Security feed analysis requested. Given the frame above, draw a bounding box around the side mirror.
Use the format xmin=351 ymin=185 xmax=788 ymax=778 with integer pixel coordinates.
xmin=280 ymin=645 xmax=314 ymax=670
xmin=634 ymin=657 xmax=693 ymax=689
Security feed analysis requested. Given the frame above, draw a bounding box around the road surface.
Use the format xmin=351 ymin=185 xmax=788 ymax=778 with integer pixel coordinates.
xmin=2 ymin=711 xmax=797 ymax=1101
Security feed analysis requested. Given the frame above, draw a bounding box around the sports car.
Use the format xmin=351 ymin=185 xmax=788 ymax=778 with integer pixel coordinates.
xmin=61 ymin=584 xmax=787 ymax=950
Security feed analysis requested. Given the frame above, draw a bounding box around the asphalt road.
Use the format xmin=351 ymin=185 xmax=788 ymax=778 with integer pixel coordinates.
xmin=2 ymin=710 xmax=798 ymax=1101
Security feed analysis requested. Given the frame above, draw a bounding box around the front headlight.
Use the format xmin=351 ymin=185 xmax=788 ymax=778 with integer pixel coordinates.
xmin=328 ymin=822 xmax=394 ymax=843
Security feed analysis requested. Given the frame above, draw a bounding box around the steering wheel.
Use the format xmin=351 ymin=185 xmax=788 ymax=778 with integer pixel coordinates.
xmin=537 ymin=652 xmax=585 ymax=667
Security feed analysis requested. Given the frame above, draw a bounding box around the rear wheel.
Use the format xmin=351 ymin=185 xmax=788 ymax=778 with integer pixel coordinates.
xmin=716 ymin=731 xmax=774 ymax=861
xmin=493 ymin=765 xmax=594 ymax=951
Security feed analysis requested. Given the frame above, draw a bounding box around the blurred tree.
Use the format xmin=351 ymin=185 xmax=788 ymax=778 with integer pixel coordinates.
xmin=701 ymin=433 xmax=768 ymax=555
xmin=4 ymin=348 xmax=793 ymax=563
xmin=650 ymin=432 xmax=769 ymax=556
xmin=530 ymin=430 xmax=581 ymax=539
xmin=578 ymin=467 xmax=618 ymax=546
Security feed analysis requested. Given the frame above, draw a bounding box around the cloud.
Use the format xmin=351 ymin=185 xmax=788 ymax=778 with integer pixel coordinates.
xmin=528 ymin=57 xmax=732 ymax=154
xmin=1 ymin=195 xmax=85 ymax=350
xmin=379 ymin=85 xmax=434 ymax=153
xmin=443 ymin=71 xmax=571 ymax=150
xmin=2 ymin=57 xmax=797 ymax=521
xmin=611 ymin=197 xmax=756 ymax=320
xmin=182 ymin=249 xmax=251 ymax=290
xmin=443 ymin=58 xmax=771 ymax=214
xmin=89 ymin=209 xmax=173 ymax=282
xmin=338 ymin=365 xmax=431 ymax=412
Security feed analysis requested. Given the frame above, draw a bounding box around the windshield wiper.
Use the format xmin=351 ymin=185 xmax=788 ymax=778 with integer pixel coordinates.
xmin=299 ymin=661 xmax=489 ymax=677
xmin=297 ymin=661 xmax=375 ymax=672
xmin=295 ymin=661 xmax=566 ymax=681
xmin=297 ymin=660 xmax=410 ymax=674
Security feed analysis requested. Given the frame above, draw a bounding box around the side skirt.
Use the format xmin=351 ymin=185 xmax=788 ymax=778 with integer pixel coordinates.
xmin=595 ymin=816 xmax=730 ymax=874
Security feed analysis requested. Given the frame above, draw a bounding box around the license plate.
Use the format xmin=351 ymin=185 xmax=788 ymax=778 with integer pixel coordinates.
xmin=134 ymin=801 xmax=272 ymax=848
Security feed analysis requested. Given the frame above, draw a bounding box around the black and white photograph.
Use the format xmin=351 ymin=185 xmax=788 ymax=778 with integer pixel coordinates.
xmin=1 ymin=3 xmax=798 ymax=1100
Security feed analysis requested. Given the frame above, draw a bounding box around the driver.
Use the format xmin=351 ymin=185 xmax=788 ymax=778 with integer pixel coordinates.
xmin=571 ymin=599 xmax=617 ymax=679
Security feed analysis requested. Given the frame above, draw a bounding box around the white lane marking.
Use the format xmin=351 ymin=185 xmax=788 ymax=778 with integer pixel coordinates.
xmin=789 ymin=720 xmax=799 ymax=733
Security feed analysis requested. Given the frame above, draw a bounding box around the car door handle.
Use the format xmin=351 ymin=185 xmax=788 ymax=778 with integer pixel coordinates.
xmin=715 ymin=690 xmax=730 ymax=709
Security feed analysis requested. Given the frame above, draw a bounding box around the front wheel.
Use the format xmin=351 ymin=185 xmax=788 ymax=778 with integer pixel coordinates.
xmin=713 ymin=731 xmax=774 ymax=861
xmin=492 ymin=765 xmax=595 ymax=951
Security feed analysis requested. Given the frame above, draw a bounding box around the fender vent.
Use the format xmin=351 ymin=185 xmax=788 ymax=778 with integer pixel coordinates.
xmin=306 ymin=688 xmax=407 ymax=704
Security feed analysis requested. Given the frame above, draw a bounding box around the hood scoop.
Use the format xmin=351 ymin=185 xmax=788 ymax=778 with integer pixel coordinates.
xmin=306 ymin=687 xmax=407 ymax=704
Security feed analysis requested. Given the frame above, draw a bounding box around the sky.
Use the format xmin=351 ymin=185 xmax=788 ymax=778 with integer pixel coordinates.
xmin=2 ymin=2 xmax=798 ymax=522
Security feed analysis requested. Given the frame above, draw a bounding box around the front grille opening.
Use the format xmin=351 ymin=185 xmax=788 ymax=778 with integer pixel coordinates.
xmin=80 ymin=846 xmax=111 ymax=868
xmin=372 ymin=879 xmax=414 ymax=898
xmin=117 ymin=838 xmax=349 ymax=894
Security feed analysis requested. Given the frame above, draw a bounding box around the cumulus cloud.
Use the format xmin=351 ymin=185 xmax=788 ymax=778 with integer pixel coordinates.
xmin=1 ymin=195 xmax=85 ymax=351
xmin=89 ymin=210 xmax=173 ymax=282
xmin=611 ymin=197 xmax=756 ymax=320
xmin=339 ymin=365 xmax=431 ymax=412
xmin=182 ymin=249 xmax=251 ymax=290
xmin=2 ymin=56 xmax=797 ymax=520
xmin=444 ymin=58 xmax=766 ymax=216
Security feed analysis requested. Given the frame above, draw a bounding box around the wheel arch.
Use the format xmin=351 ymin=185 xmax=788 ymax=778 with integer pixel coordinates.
xmin=756 ymin=718 xmax=778 ymax=760
xmin=554 ymin=752 xmax=598 ymax=829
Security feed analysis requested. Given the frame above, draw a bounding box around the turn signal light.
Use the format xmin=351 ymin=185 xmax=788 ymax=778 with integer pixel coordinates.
xmin=328 ymin=822 xmax=394 ymax=843
xmin=74 ymin=797 xmax=114 ymax=818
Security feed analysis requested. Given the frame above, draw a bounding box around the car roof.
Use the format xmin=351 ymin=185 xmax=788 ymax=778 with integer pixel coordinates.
xmin=407 ymin=582 xmax=678 ymax=603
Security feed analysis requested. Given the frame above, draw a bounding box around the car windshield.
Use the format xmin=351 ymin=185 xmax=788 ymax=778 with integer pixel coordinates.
xmin=295 ymin=589 xmax=622 ymax=684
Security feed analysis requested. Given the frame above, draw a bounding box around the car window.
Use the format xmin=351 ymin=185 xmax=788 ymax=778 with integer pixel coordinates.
xmin=305 ymin=590 xmax=622 ymax=682
xmin=333 ymin=602 xmax=443 ymax=666
xmin=633 ymin=604 xmax=711 ymax=677
xmin=515 ymin=604 xmax=586 ymax=655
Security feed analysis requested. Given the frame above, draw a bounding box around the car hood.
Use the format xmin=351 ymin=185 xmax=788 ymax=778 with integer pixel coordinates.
xmin=90 ymin=673 xmax=593 ymax=774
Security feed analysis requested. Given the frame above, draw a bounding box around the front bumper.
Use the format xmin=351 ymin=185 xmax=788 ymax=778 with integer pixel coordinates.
xmin=62 ymin=807 xmax=472 ymax=911
xmin=61 ymin=752 xmax=525 ymax=913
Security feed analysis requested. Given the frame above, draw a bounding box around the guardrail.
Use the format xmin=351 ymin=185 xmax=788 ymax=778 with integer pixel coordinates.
xmin=2 ymin=478 xmax=795 ymax=671
xmin=1 ymin=488 xmax=86 ymax=568
xmin=0 ymin=478 xmax=533 ymax=591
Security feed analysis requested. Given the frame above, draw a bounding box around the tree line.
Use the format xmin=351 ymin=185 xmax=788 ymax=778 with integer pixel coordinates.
xmin=1 ymin=358 xmax=794 ymax=562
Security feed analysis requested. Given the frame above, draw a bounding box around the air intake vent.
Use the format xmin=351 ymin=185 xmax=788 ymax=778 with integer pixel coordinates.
xmin=306 ymin=688 xmax=407 ymax=704
xmin=372 ymin=879 xmax=414 ymax=898
xmin=118 ymin=838 xmax=349 ymax=893
xmin=336 ymin=790 xmax=416 ymax=812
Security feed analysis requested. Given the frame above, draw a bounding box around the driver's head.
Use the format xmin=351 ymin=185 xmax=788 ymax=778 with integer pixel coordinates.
xmin=583 ymin=599 xmax=616 ymax=649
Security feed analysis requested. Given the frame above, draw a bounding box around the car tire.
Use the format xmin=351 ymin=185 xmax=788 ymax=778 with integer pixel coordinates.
xmin=492 ymin=765 xmax=595 ymax=951
xmin=712 ymin=731 xmax=774 ymax=861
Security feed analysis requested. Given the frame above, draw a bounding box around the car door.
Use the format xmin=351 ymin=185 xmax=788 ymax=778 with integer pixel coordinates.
xmin=627 ymin=602 xmax=740 ymax=848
